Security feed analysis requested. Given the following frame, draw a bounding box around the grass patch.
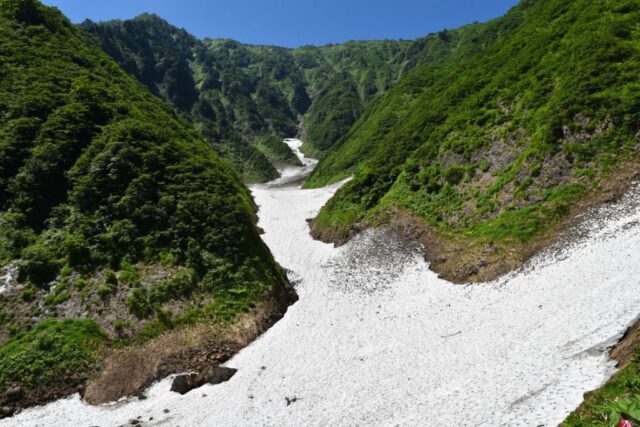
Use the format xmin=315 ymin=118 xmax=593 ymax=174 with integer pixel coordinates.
xmin=0 ymin=319 xmax=105 ymax=390
xmin=124 ymin=278 xmax=267 ymax=346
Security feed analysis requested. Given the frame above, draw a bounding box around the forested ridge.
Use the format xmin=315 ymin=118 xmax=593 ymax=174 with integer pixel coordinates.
xmin=81 ymin=14 xmax=487 ymax=179
xmin=81 ymin=15 xmax=301 ymax=182
xmin=0 ymin=0 xmax=290 ymax=409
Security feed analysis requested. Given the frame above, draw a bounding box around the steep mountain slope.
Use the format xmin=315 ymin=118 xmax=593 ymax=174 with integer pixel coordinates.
xmin=306 ymin=0 xmax=640 ymax=283
xmin=80 ymin=15 xmax=301 ymax=183
xmin=292 ymin=41 xmax=412 ymax=157
xmin=82 ymin=16 xmax=489 ymax=178
xmin=293 ymin=27 xmax=488 ymax=157
xmin=0 ymin=0 xmax=293 ymax=412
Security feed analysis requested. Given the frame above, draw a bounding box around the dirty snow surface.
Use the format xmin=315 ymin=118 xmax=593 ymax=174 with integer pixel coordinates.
xmin=8 ymin=139 xmax=640 ymax=426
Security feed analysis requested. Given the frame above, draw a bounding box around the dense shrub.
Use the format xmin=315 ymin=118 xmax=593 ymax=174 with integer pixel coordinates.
xmin=0 ymin=319 xmax=105 ymax=389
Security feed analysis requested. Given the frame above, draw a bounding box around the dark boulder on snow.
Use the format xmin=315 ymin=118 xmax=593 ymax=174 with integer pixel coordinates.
xmin=170 ymin=367 xmax=237 ymax=394
xmin=0 ymin=406 xmax=14 ymax=418
xmin=170 ymin=373 xmax=200 ymax=395
xmin=207 ymin=367 xmax=237 ymax=385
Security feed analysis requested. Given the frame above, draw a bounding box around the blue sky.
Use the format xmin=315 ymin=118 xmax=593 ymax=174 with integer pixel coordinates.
xmin=41 ymin=0 xmax=520 ymax=48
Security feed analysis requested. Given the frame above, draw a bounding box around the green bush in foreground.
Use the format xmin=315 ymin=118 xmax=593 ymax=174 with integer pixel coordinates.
xmin=0 ymin=319 xmax=105 ymax=389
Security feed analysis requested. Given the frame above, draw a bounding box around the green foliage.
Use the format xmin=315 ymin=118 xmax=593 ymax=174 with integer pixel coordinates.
xmin=564 ymin=356 xmax=640 ymax=426
xmin=44 ymin=283 xmax=70 ymax=307
xmin=124 ymin=260 xmax=271 ymax=331
xmin=126 ymin=287 xmax=151 ymax=319
xmin=295 ymin=27 xmax=487 ymax=157
xmin=302 ymin=79 xmax=363 ymax=156
xmin=97 ymin=283 xmax=116 ymax=300
xmin=0 ymin=0 xmax=283 ymax=298
xmin=0 ymin=319 xmax=105 ymax=389
xmin=127 ymin=270 xmax=196 ymax=319
xmin=19 ymin=284 xmax=37 ymax=302
xmin=255 ymin=134 xmax=302 ymax=166
xmin=147 ymin=270 xmax=195 ymax=306
xmin=18 ymin=240 xmax=60 ymax=287
xmin=118 ymin=262 xmax=140 ymax=286
xmin=104 ymin=270 xmax=117 ymax=286
xmin=0 ymin=1 xmax=288 ymax=391
xmin=125 ymin=265 xmax=267 ymax=344
xmin=72 ymin=278 xmax=88 ymax=290
xmin=0 ymin=213 xmax=35 ymax=264
xmin=81 ymin=16 xmax=301 ymax=183
xmin=444 ymin=166 xmax=466 ymax=186
xmin=307 ymin=0 xmax=640 ymax=245
xmin=82 ymin=16 xmax=481 ymax=174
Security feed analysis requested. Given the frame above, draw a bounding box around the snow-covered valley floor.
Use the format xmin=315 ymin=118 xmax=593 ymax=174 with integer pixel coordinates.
xmin=6 ymin=139 xmax=640 ymax=426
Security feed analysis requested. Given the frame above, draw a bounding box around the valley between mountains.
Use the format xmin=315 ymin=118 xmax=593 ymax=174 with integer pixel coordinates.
xmin=0 ymin=0 xmax=639 ymax=425
xmin=5 ymin=139 xmax=640 ymax=426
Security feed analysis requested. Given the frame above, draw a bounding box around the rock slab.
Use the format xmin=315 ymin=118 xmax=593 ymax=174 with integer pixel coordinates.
xmin=170 ymin=367 xmax=237 ymax=395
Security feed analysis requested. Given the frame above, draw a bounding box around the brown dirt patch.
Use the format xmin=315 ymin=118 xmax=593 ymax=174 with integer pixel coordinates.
xmin=84 ymin=280 xmax=297 ymax=404
xmin=611 ymin=317 xmax=640 ymax=369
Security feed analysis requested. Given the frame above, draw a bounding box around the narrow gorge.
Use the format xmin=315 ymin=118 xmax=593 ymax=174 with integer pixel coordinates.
xmin=1 ymin=1 xmax=639 ymax=425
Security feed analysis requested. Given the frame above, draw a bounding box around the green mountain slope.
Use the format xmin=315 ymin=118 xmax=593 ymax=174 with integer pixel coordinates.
xmin=80 ymin=15 xmax=302 ymax=183
xmin=293 ymin=28 xmax=487 ymax=157
xmin=0 ymin=0 xmax=292 ymax=409
xmin=82 ymin=16 xmax=486 ymax=176
xmin=292 ymin=40 xmax=412 ymax=157
xmin=306 ymin=0 xmax=640 ymax=282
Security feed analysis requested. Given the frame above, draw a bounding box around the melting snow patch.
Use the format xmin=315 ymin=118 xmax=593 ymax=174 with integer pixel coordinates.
xmin=0 ymin=262 xmax=18 ymax=294
xmin=324 ymin=229 xmax=424 ymax=294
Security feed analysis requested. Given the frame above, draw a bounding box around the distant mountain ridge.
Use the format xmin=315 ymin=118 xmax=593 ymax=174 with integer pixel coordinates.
xmin=81 ymin=14 xmax=487 ymax=181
